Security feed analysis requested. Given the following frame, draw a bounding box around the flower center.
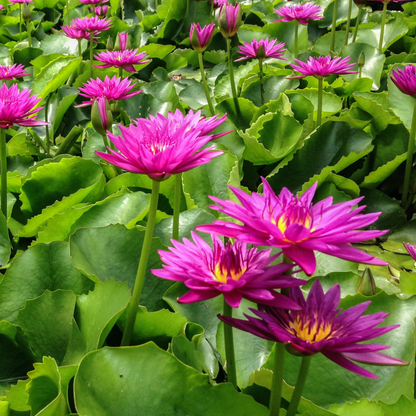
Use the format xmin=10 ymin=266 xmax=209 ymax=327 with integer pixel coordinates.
xmin=288 ymin=315 xmax=333 ymax=343
xmin=276 ymin=203 xmax=313 ymax=234
xmin=212 ymin=262 xmax=247 ymax=283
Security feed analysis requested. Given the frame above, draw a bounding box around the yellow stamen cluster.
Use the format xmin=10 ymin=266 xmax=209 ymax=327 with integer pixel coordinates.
xmin=212 ymin=262 xmax=247 ymax=283
xmin=288 ymin=315 xmax=333 ymax=343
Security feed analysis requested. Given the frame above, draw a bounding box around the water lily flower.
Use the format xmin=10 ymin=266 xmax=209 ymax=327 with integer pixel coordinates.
xmin=95 ymin=110 xmax=228 ymax=181
xmin=78 ymin=0 xmax=108 ymax=4
xmin=61 ymin=24 xmax=96 ymax=41
xmin=219 ymin=279 xmax=407 ymax=378
xmin=92 ymin=5 xmax=108 ymax=16
xmin=218 ymin=2 xmax=242 ymax=38
xmin=196 ymin=178 xmax=388 ymax=276
xmin=75 ymin=75 xmax=141 ymax=107
xmin=94 ymin=49 xmax=150 ymax=73
xmin=273 ymin=3 xmax=324 ymax=25
xmin=235 ymin=38 xmax=287 ymax=62
xmin=8 ymin=0 xmax=33 ymax=3
xmin=71 ymin=15 xmax=112 ymax=33
xmin=190 ymin=23 xmax=215 ymax=53
xmin=404 ymin=241 xmax=416 ymax=261
xmin=152 ymin=232 xmax=307 ymax=308
xmin=211 ymin=0 xmax=228 ymax=8
xmin=0 ymin=64 xmax=29 ymax=80
xmin=114 ymin=32 xmax=130 ymax=51
xmin=391 ymin=65 xmax=416 ymax=97
xmin=0 ymin=84 xmax=48 ymax=128
xmin=289 ymin=55 xmax=358 ymax=79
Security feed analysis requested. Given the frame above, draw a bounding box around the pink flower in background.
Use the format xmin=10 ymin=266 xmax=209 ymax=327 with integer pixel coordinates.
xmin=75 ymin=75 xmax=142 ymax=107
xmin=61 ymin=24 xmax=96 ymax=41
xmin=190 ymin=23 xmax=215 ymax=53
xmin=219 ymin=280 xmax=407 ymax=378
xmin=78 ymin=0 xmax=108 ymax=4
xmin=273 ymin=3 xmax=324 ymax=25
xmin=235 ymin=38 xmax=287 ymax=62
xmin=0 ymin=5 xmax=4 ymax=10
xmin=0 ymin=64 xmax=29 ymax=80
xmin=92 ymin=5 xmax=108 ymax=16
xmin=289 ymin=55 xmax=358 ymax=79
xmin=391 ymin=65 xmax=416 ymax=97
xmin=196 ymin=178 xmax=388 ymax=276
xmin=152 ymin=232 xmax=307 ymax=308
xmin=96 ymin=110 xmax=228 ymax=180
xmin=8 ymin=0 xmax=33 ymax=4
xmin=115 ymin=32 xmax=129 ymax=51
xmin=71 ymin=16 xmax=112 ymax=33
xmin=404 ymin=241 xmax=416 ymax=261
xmin=0 ymin=84 xmax=48 ymax=129
xmin=94 ymin=49 xmax=150 ymax=73
xmin=218 ymin=2 xmax=242 ymax=38
xmin=211 ymin=0 xmax=228 ymax=8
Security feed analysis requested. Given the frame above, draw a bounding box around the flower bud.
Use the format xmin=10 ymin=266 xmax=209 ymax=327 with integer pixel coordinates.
xmin=357 ymin=51 xmax=365 ymax=69
xmin=22 ymin=1 xmax=31 ymax=22
xmin=219 ymin=3 xmax=242 ymax=39
xmin=256 ymin=43 xmax=266 ymax=60
xmin=190 ymin=23 xmax=215 ymax=53
xmin=92 ymin=97 xmax=113 ymax=137
xmin=92 ymin=5 xmax=109 ymax=17
xmin=106 ymin=36 xmax=114 ymax=51
xmin=114 ymin=32 xmax=131 ymax=51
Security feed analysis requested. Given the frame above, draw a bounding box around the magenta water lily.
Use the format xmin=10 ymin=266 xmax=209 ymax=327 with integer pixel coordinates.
xmin=190 ymin=23 xmax=215 ymax=53
xmin=197 ymin=179 xmax=388 ymax=276
xmin=75 ymin=75 xmax=141 ymax=107
xmin=273 ymin=3 xmax=324 ymax=25
xmin=96 ymin=110 xmax=228 ymax=181
xmin=220 ymin=280 xmax=407 ymax=378
xmin=152 ymin=232 xmax=306 ymax=308
xmin=235 ymin=38 xmax=287 ymax=62
xmin=94 ymin=49 xmax=150 ymax=73
xmin=71 ymin=15 xmax=112 ymax=32
xmin=391 ymin=65 xmax=416 ymax=97
xmin=0 ymin=64 xmax=29 ymax=80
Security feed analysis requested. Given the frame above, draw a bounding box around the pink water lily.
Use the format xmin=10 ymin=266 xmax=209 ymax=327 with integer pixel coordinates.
xmin=236 ymin=38 xmax=287 ymax=62
xmin=289 ymin=55 xmax=359 ymax=79
xmin=0 ymin=64 xmax=29 ymax=80
xmin=190 ymin=23 xmax=215 ymax=53
xmin=196 ymin=178 xmax=388 ymax=276
xmin=71 ymin=15 xmax=112 ymax=33
xmin=75 ymin=75 xmax=141 ymax=107
xmin=96 ymin=110 xmax=229 ymax=180
xmin=78 ymin=0 xmax=108 ymax=4
xmin=61 ymin=24 xmax=97 ymax=41
xmin=273 ymin=3 xmax=324 ymax=25
xmin=0 ymin=84 xmax=48 ymax=129
xmin=152 ymin=232 xmax=306 ymax=308
xmin=219 ymin=279 xmax=407 ymax=378
xmin=218 ymin=2 xmax=242 ymax=38
xmin=391 ymin=65 xmax=416 ymax=97
xmin=94 ymin=49 xmax=150 ymax=73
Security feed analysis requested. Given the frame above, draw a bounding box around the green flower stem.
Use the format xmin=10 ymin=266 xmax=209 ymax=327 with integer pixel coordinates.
xmin=359 ymin=67 xmax=362 ymax=79
xmin=269 ymin=343 xmax=285 ymax=416
xmin=317 ymin=78 xmax=323 ymax=127
xmin=223 ymin=299 xmax=238 ymax=390
xmin=352 ymin=6 xmax=362 ymax=43
xmin=66 ymin=0 xmax=70 ymax=25
xmin=101 ymin=133 xmax=110 ymax=150
xmin=194 ymin=1 xmax=199 ymax=22
xmin=344 ymin=0 xmax=353 ymax=46
xmin=227 ymin=38 xmax=238 ymax=101
xmin=0 ymin=128 xmax=7 ymax=218
xmin=155 ymin=0 xmax=159 ymax=9
xmin=379 ymin=1 xmax=388 ymax=53
xmin=209 ymin=0 xmax=214 ymax=23
xmin=121 ymin=179 xmax=161 ymax=346
xmin=172 ymin=173 xmax=181 ymax=241
xmin=27 ymin=22 xmax=31 ymax=48
xmin=401 ymin=99 xmax=416 ymax=209
xmin=286 ymin=356 xmax=312 ymax=416
xmin=258 ymin=59 xmax=265 ymax=106
xmin=45 ymin=96 xmax=51 ymax=154
xmin=186 ymin=0 xmax=190 ymax=31
xmin=329 ymin=0 xmax=338 ymax=54
xmin=19 ymin=4 xmax=22 ymax=42
xmin=89 ymin=31 xmax=94 ymax=79
xmin=198 ymin=52 xmax=215 ymax=116
xmin=294 ymin=21 xmax=299 ymax=59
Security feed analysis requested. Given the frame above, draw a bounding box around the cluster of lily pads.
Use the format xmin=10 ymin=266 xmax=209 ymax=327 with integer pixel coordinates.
xmin=0 ymin=0 xmax=416 ymax=415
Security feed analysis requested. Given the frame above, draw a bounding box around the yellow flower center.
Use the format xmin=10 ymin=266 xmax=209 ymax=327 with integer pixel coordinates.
xmin=277 ymin=210 xmax=313 ymax=234
xmin=288 ymin=315 xmax=333 ymax=343
xmin=212 ymin=262 xmax=247 ymax=283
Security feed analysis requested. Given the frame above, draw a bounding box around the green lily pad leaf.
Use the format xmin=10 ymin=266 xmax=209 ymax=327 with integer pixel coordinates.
xmin=399 ymin=270 xmax=416 ymax=294
xmin=156 ymin=0 xmax=186 ymax=39
xmin=32 ymin=55 xmax=82 ymax=100
xmin=26 ymin=356 xmax=76 ymax=416
xmin=341 ymin=43 xmax=385 ymax=90
xmin=241 ymin=75 xmax=299 ymax=108
xmin=313 ymin=31 xmax=352 ymax=56
xmin=182 ymin=148 xmax=239 ymax=217
xmin=353 ymin=92 xmax=401 ymax=132
xmin=18 ymin=157 xmax=105 ymax=237
xmin=0 ymin=210 xmax=11 ymax=266
xmin=179 ymin=83 xmax=208 ymax=109
xmin=4 ymin=379 xmax=30 ymax=415
xmin=267 ymin=121 xmax=373 ymax=193
xmin=7 ymin=133 xmax=38 ymax=157
xmin=360 ymin=188 xmax=407 ymax=233
xmin=387 ymin=66 xmax=416 ymax=131
xmin=382 ymin=396 xmax=416 ymax=415
xmin=69 ymin=224 xmax=171 ymax=312
xmin=357 ymin=14 xmax=408 ymax=52
xmin=36 ymin=190 xmax=151 ymax=245
xmin=18 ymin=290 xmax=77 ymax=364
xmin=305 ymin=271 xmax=363 ymax=297
xmin=329 ymin=399 xmax=383 ymax=415
xmin=49 ymin=87 xmax=79 ymax=134
xmin=238 ymin=111 xmax=302 ymax=165
xmin=153 ymin=208 xmax=217 ymax=247
xmin=216 ymin=97 xmax=259 ymax=131
xmin=117 ymin=306 xmax=187 ymax=349
xmin=75 ymin=280 xmax=131 ymax=351
xmin=286 ymin=88 xmax=342 ymax=120
xmin=74 ymin=343 xmax=269 ymax=415
xmin=321 ymin=0 xmax=359 ymax=28
xmin=138 ymin=44 xmax=175 ymax=60
xmin=334 ymin=78 xmax=373 ymax=97
xmin=361 ymin=124 xmax=409 ymax=188
xmin=204 ymin=49 xmax=227 ymax=65
xmin=33 ymin=0 xmax=61 ymax=8
xmin=0 ymin=241 xmax=94 ymax=324
xmin=13 ymin=46 xmax=43 ymax=67
xmin=40 ymin=34 xmax=82 ymax=56
xmin=263 ymin=291 xmax=415 ymax=407
xmin=381 ymin=220 xmax=416 ymax=253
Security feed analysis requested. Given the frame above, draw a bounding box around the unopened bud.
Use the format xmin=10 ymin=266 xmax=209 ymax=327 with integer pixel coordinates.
xmin=115 ymin=32 xmax=131 ymax=51
xmin=357 ymin=51 xmax=365 ymax=69
xmin=256 ymin=44 xmax=266 ymax=60
xmin=92 ymin=97 xmax=113 ymax=137
xmin=219 ymin=3 xmax=242 ymax=39
xmin=106 ymin=36 xmax=114 ymax=51
xmin=357 ymin=267 xmax=376 ymax=296
xmin=22 ymin=1 xmax=31 ymax=22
